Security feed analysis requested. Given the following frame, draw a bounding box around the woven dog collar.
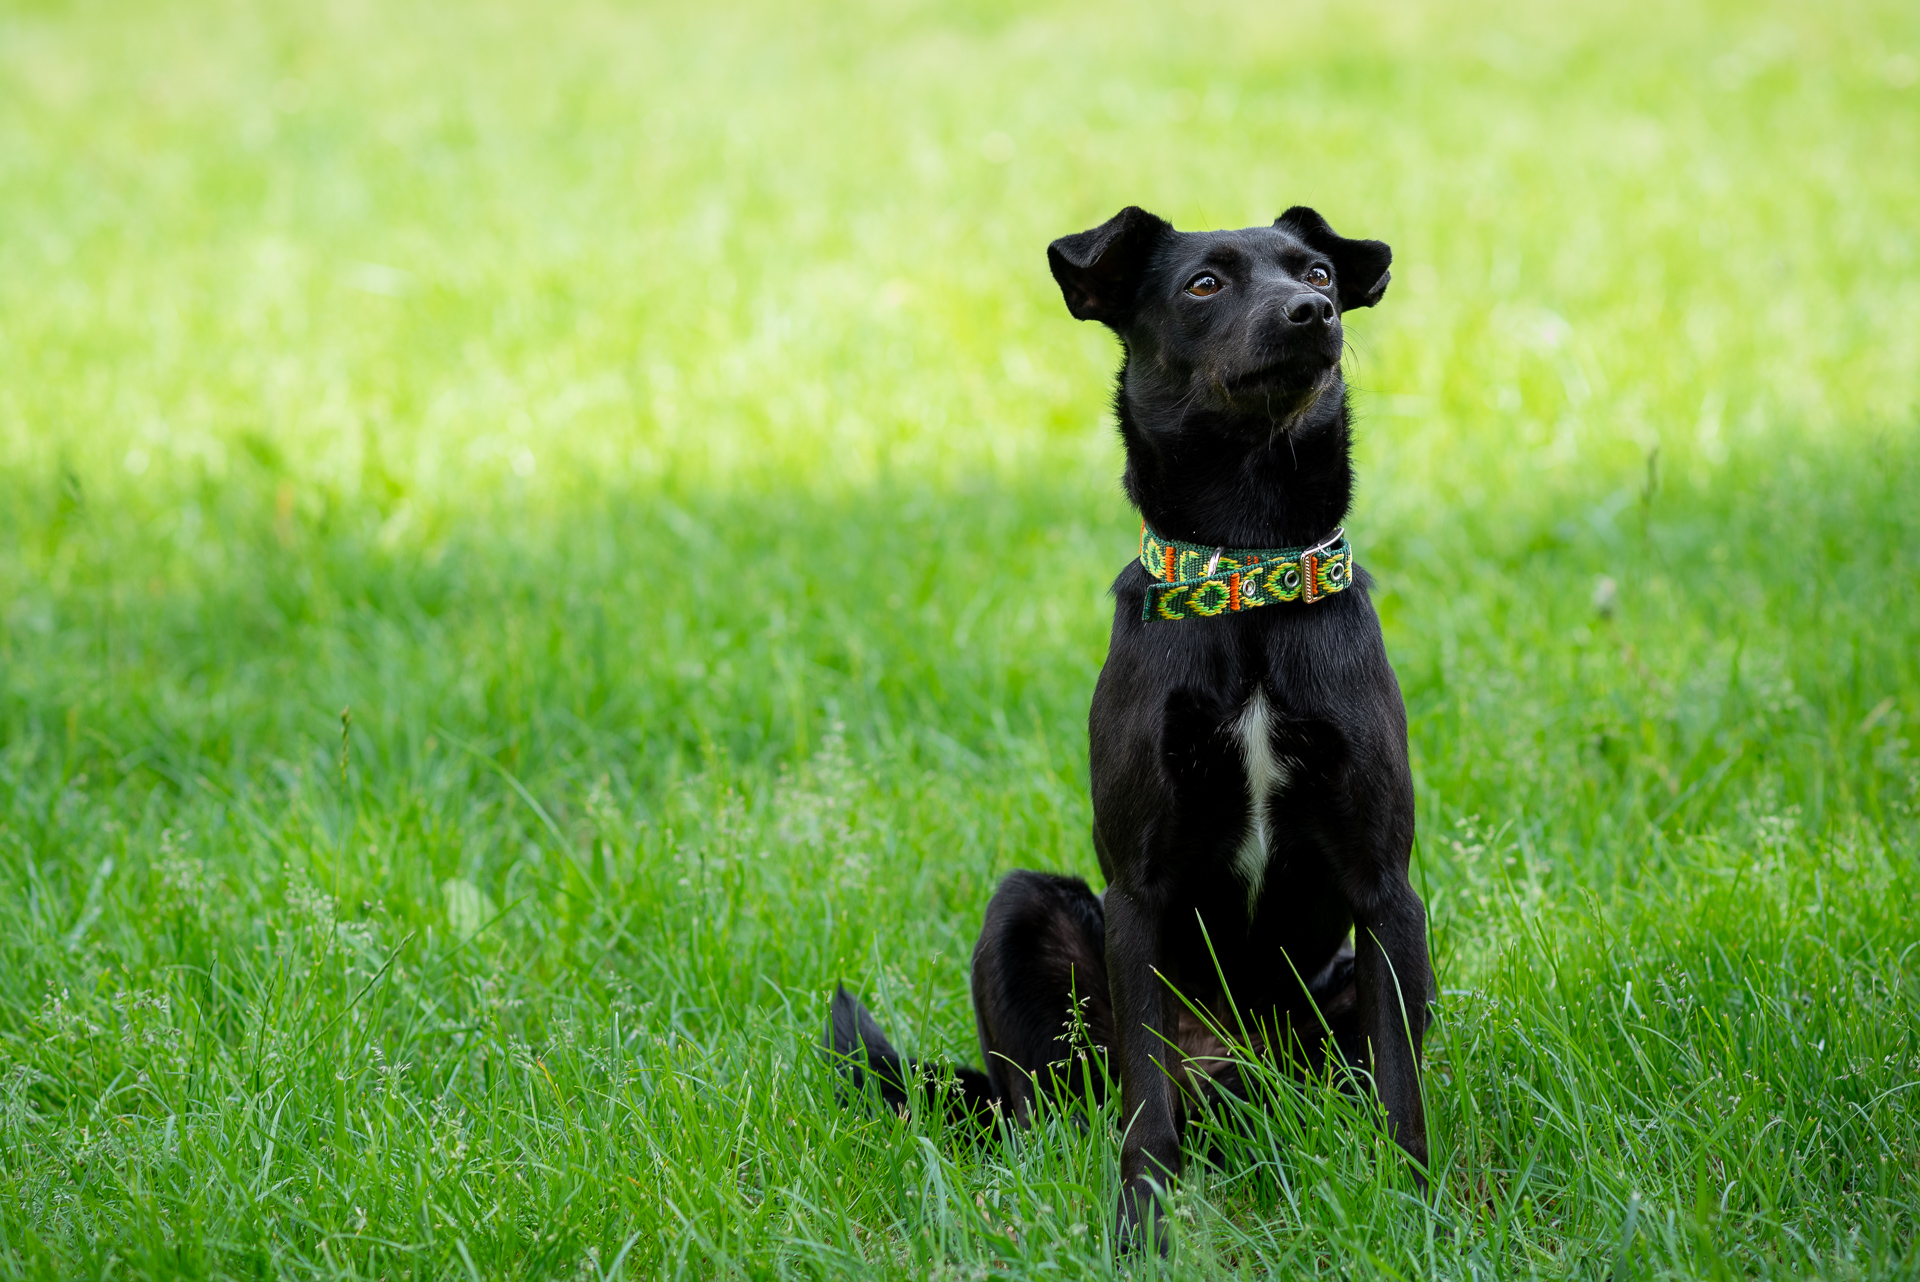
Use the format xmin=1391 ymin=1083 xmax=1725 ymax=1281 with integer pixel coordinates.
xmin=1138 ymin=521 xmax=1354 ymax=621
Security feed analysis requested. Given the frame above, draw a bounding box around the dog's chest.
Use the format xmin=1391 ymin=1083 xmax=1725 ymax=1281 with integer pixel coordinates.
xmin=1231 ymin=687 xmax=1294 ymax=911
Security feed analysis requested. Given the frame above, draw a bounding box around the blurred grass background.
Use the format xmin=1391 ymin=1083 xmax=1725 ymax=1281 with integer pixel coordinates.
xmin=2 ymin=0 xmax=1918 ymax=1277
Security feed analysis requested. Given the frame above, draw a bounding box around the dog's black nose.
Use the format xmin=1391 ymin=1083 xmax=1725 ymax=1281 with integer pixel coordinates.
xmin=1284 ymin=292 xmax=1335 ymax=326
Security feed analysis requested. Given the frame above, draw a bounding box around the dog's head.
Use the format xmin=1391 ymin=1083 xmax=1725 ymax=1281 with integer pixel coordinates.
xmin=1048 ymin=206 xmax=1390 ymax=423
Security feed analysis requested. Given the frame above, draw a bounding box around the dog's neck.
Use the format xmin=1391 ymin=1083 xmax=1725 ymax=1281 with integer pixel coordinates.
xmin=1116 ymin=357 xmax=1355 ymax=551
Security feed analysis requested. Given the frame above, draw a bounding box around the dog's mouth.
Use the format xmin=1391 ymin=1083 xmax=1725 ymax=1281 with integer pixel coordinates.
xmin=1227 ymin=365 xmax=1311 ymax=395
xmin=1218 ymin=359 xmax=1340 ymax=413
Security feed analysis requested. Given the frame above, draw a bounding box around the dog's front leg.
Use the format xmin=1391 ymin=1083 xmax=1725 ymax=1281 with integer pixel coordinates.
xmin=1354 ymin=880 xmax=1432 ymax=1186
xmin=1105 ymin=884 xmax=1179 ymax=1254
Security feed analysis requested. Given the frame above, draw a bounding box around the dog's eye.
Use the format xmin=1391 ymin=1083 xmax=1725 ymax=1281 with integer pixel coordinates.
xmin=1305 ymin=265 xmax=1332 ymax=288
xmin=1184 ymin=273 xmax=1222 ymax=297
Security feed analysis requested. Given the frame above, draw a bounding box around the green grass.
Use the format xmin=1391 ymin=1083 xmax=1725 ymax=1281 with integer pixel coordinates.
xmin=3 ymin=0 xmax=1919 ymax=1276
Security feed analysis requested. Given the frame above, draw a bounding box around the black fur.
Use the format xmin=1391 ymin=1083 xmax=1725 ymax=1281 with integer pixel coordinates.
xmin=829 ymin=206 xmax=1431 ymax=1254
xmin=826 ymin=985 xmax=996 ymax=1127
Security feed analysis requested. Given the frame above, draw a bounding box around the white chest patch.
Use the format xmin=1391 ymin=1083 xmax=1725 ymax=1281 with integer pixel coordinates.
xmin=1232 ymin=687 xmax=1292 ymax=913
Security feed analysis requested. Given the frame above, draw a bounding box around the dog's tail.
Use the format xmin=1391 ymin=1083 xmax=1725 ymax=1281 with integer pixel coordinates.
xmin=826 ymin=985 xmax=997 ymax=1130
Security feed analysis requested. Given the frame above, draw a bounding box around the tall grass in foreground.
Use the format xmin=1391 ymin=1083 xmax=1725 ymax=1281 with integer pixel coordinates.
xmin=3 ymin=0 xmax=1918 ymax=1276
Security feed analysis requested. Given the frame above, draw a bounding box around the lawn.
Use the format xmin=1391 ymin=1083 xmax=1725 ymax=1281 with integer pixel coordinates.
xmin=2 ymin=0 xmax=1918 ymax=1276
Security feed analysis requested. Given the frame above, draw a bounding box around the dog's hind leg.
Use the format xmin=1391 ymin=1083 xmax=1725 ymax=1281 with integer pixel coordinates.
xmin=1306 ymin=940 xmax=1363 ymax=1068
xmin=826 ymin=987 xmax=995 ymax=1128
xmin=970 ymin=871 xmax=1113 ymax=1119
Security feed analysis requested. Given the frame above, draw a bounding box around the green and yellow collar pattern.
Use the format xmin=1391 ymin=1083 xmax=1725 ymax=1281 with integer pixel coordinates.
xmin=1139 ymin=521 xmax=1354 ymax=621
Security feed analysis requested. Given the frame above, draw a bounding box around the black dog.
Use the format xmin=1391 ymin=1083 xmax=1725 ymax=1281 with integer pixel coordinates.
xmin=831 ymin=206 xmax=1430 ymax=1253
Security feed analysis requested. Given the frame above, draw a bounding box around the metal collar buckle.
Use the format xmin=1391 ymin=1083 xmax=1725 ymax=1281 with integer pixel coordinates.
xmin=1300 ymin=526 xmax=1348 ymax=603
xmin=1303 ymin=526 xmax=1346 ymax=560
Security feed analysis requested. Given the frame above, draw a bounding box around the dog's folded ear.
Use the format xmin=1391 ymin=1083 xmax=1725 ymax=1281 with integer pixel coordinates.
xmin=1048 ymin=206 xmax=1174 ymax=326
xmin=1277 ymin=206 xmax=1392 ymax=311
